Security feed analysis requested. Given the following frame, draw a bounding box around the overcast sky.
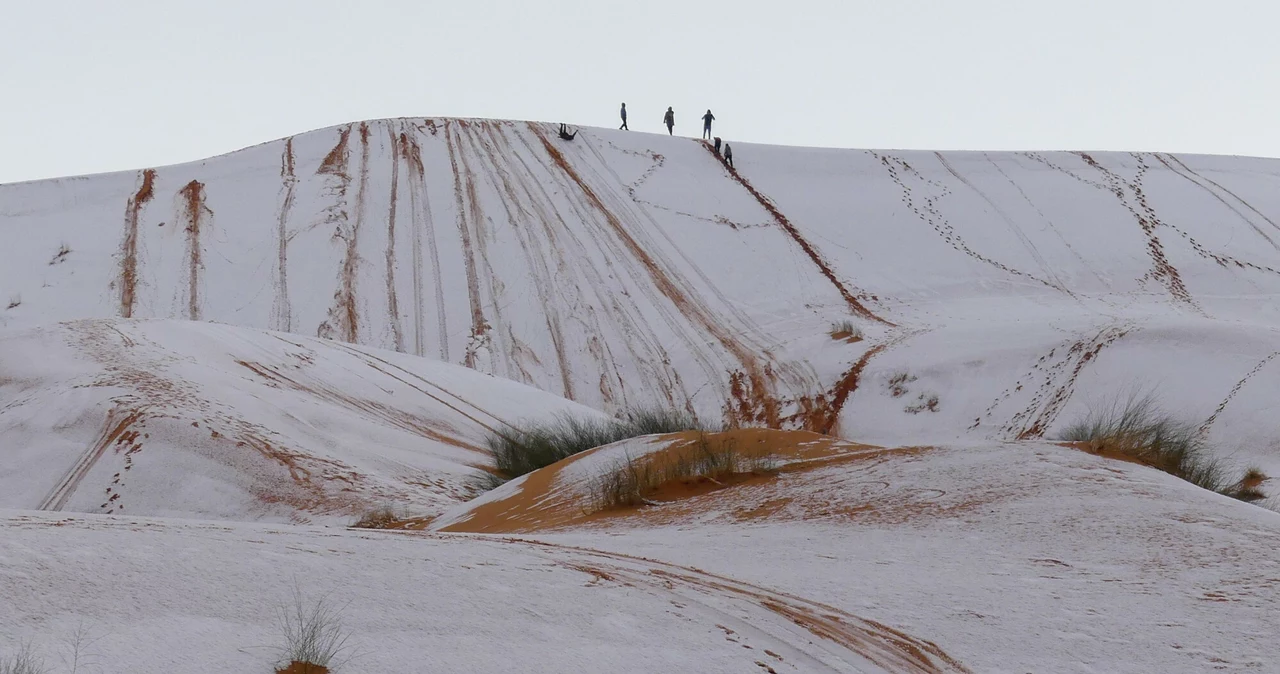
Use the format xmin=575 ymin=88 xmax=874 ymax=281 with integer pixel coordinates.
xmin=1 ymin=0 xmax=1276 ymax=183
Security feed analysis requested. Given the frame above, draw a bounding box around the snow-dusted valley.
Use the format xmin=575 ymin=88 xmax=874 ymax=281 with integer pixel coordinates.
xmin=3 ymin=118 xmax=1280 ymax=672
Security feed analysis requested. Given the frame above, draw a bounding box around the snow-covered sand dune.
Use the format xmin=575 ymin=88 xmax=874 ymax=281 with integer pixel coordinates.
xmin=0 ymin=318 xmax=603 ymax=523
xmin=5 ymin=119 xmax=1280 ymax=451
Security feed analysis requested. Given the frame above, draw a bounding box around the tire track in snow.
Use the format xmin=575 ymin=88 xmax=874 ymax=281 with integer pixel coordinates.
xmin=118 ymin=169 xmax=156 ymax=318
xmin=533 ymin=124 xmax=783 ymax=424
xmin=1163 ymin=154 xmax=1280 ymax=237
xmin=271 ymin=138 xmax=297 ymax=332
xmin=443 ymin=121 xmax=491 ymax=369
xmin=40 ymin=405 xmax=147 ymax=512
xmin=504 ymin=126 xmax=700 ymax=411
xmin=700 ymin=141 xmax=892 ymax=326
xmin=1154 ymin=153 xmax=1280 ymax=254
xmin=399 ymin=126 xmax=450 ymax=361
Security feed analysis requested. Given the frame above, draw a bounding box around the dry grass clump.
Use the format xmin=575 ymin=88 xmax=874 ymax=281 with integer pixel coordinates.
xmin=1059 ymin=393 xmax=1265 ymax=502
xmin=591 ymin=433 xmax=777 ymax=510
xmin=0 ymin=644 xmax=46 ymax=674
xmin=905 ymin=393 xmax=940 ymax=414
xmin=489 ymin=408 xmax=709 ymax=480
xmin=886 ymin=371 xmax=917 ymax=398
xmin=350 ymin=507 xmax=400 ymax=530
xmin=829 ymin=320 xmax=863 ymax=342
xmin=276 ymin=586 xmax=350 ymax=674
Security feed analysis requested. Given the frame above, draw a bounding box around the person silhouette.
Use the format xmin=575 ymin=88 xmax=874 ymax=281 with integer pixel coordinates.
xmin=619 ymin=103 xmax=628 ymax=130
xmin=663 ymin=107 xmax=675 ymax=135
xmin=702 ymin=110 xmax=715 ymax=139
xmin=724 ymin=143 xmax=733 ymax=168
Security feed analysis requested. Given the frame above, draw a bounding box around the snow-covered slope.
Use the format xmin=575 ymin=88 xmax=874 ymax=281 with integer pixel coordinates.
xmin=0 ymin=318 xmax=604 ymax=522
xmin=0 ymin=511 xmax=970 ymax=674
xmin=6 ymin=119 xmax=1280 ymax=455
xmin=436 ymin=430 xmax=1280 ymax=673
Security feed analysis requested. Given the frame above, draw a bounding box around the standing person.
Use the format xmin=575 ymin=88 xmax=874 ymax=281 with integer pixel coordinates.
xmin=663 ymin=107 xmax=675 ymax=135
xmin=702 ymin=109 xmax=715 ymax=139
xmin=619 ymin=103 xmax=628 ymax=130
xmin=724 ymin=143 xmax=734 ymax=168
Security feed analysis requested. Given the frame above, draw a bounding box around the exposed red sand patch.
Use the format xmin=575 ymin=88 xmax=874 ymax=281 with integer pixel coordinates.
xmin=276 ymin=662 xmax=328 ymax=674
xmin=119 ymin=169 xmax=156 ymax=318
xmin=438 ymin=429 xmax=944 ymax=534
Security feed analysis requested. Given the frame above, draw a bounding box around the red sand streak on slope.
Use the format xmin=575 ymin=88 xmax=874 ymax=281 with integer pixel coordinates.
xmin=179 ymin=180 xmax=209 ymax=321
xmin=1014 ymin=326 xmax=1131 ymax=439
xmin=699 ymin=142 xmax=892 ymax=326
xmin=41 ymin=406 xmax=147 ymax=511
xmin=443 ymin=121 xmax=490 ymax=369
xmin=384 ymin=124 xmax=405 ymax=352
xmin=273 ymin=139 xmax=297 ymax=332
xmin=534 ymin=125 xmax=780 ymax=426
xmin=507 ymin=539 xmax=971 ymax=674
xmin=119 ymin=169 xmax=156 ymax=318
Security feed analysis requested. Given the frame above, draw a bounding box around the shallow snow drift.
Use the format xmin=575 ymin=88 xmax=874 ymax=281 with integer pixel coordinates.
xmin=0 ymin=318 xmax=604 ymax=522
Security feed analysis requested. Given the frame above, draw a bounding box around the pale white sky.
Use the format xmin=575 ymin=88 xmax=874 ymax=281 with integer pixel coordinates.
xmin=1 ymin=0 xmax=1276 ymax=183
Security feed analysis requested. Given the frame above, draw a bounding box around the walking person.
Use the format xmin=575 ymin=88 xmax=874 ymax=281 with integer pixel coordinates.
xmin=724 ymin=143 xmax=733 ymax=168
xmin=713 ymin=137 xmax=722 ymax=155
xmin=663 ymin=107 xmax=675 ymax=135
xmin=619 ymin=103 xmax=628 ymax=130
xmin=702 ymin=109 xmax=715 ymax=139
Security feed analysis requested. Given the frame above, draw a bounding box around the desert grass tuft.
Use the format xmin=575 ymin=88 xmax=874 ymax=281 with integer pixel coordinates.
xmin=591 ymin=433 xmax=777 ymax=510
xmin=350 ymin=507 xmax=400 ymax=530
xmin=829 ymin=320 xmax=863 ymax=342
xmin=488 ymin=408 xmax=710 ymax=480
xmin=0 ymin=643 xmax=46 ymax=674
xmin=1059 ymin=393 xmax=1264 ymax=502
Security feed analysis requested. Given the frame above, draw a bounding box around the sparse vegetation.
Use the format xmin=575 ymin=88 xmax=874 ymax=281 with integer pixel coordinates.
xmin=887 ymin=371 xmax=917 ymax=398
xmin=49 ymin=243 xmax=71 ymax=265
xmin=489 ymin=408 xmax=709 ymax=479
xmin=5 ymin=295 xmax=20 ymax=310
xmin=905 ymin=393 xmax=940 ymax=414
xmin=350 ymin=507 xmax=400 ymax=529
xmin=829 ymin=320 xmax=863 ymax=342
xmin=0 ymin=643 xmax=46 ymax=674
xmin=591 ymin=433 xmax=777 ymax=510
xmin=276 ymin=585 xmax=351 ymax=674
xmin=1058 ymin=393 xmax=1265 ymax=503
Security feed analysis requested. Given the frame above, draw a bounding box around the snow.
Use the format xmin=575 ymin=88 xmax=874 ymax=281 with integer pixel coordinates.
xmin=4 ymin=117 xmax=1280 ymax=671
xmin=0 ymin=318 xmax=605 ymax=523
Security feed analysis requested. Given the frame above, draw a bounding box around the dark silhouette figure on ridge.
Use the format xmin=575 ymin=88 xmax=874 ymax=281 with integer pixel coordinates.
xmin=663 ymin=107 xmax=675 ymax=135
xmin=724 ymin=143 xmax=733 ymax=168
xmin=619 ymin=103 xmax=628 ymax=130
xmin=558 ymin=123 xmax=577 ymax=141
xmin=702 ymin=110 xmax=715 ymax=139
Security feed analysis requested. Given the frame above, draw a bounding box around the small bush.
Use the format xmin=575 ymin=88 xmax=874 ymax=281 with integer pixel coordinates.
xmin=0 ymin=643 xmax=46 ymax=674
xmin=1059 ymin=393 xmax=1263 ymax=501
xmin=886 ymin=371 xmax=916 ymax=398
xmin=905 ymin=393 xmax=940 ymax=414
xmin=5 ymin=295 xmax=19 ymax=311
xmin=489 ymin=408 xmax=709 ymax=479
xmin=277 ymin=586 xmax=351 ymax=674
xmin=350 ymin=507 xmax=400 ymax=529
xmin=829 ymin=320 xmax=863 ymax=342
xmin=591 ymin=433 xmax=777 ymax=510
xmin=49 ymin=243 xmax=71 ymax=265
